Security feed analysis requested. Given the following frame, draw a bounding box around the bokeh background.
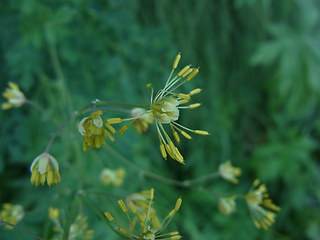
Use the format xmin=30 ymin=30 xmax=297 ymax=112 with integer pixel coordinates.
xmin=1 ymin=0 xmax=320 ymax=239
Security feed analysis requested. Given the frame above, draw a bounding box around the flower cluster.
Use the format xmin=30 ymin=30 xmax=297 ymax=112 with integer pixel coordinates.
xmin=218 ymin=161 xmax=241 ymax=184
xmin=245 ymin=179 xmax=280 ymax=230
xmin=48 ymin=207 xmax=94 ymax=240
xmin=105 ymin=53 xmax=209 ymax=164
xmin=78 ymin=110 xmax=116 ymax=151
xmin=104 ymin=188 xmax=182 ymax=240
xmin=0 ymin=203 xmax=24 ymax=229
xmin=1 ymin=82 xmax=26 ymax=110
xmin=30 ymin=153 xmax=61 ymax=187
xmin=100 ymin=168 xmax=125 ymax=186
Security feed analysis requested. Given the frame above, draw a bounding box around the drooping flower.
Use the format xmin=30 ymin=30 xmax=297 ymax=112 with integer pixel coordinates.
xmin=30 ymin=152 xmax=61 ymax=187
xmin=1 ymin=82 xmax=26 ymax=110
xmin=130 ymin=108 xmax=154 ymax=134
xmin=218 ymin=196 xmax=237 ymax=215
xmin=218 ymin=160 xmax=241 ymax=184
xmin=100 ymin=168 xmax=125 ymax=186
xmin=0 ymin=204 xmax=24 ymax=229
xmin=78 ymin=110 xmax=115 ymax=151
xmin=104 ymin=188 xmax=182 ymax=240
xmin=245 ymin=179 xmax=280 ymax=230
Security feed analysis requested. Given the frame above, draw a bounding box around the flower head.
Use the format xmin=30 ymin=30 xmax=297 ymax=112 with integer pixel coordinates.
xmin=104 ymin=188 xmax=182 ymax=240
xmin=106 ymin=54 xmax=208 ymax=164
xmin=100 ymin=168 xmax=125 ymax=186
xmin=218 ymin=196 xmax=236 ymax=215
xmin=2 ymin=82 xmax=26 ymax=110
xmin=0 ymin=204 xmax=24 ymax=229
xmin=148 ymin=54 xmax=208 ymax=163
xmin=78 ymin=110 xmax=116 ymax=151
xmin=245 ymin=179 xmax=280 ymax=230
xmin=218 ymin=160 xmax=241 ymax=184
xmin=30 ymin=152 xmax=61 ymax=187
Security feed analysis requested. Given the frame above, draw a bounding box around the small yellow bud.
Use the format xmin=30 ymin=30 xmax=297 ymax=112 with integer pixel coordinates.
xmin=186 ymin=68 xmax=199 ymax=81
xmin=194 ymin=130 xmax=209 ymax=135
xmin=171 ymin=235 xmax=182 ymax=240
xmin=188 ymin=103 xmax=201 ymax=109
xmin=104 ymin=211 xmax=114 ymax=221
xmin=104 ymin=123 xmax=116 ymax=135
xmin=173 ymin=53 xmax=181 ymax=69
xmin=118 ymin=227 xmax=127 ymax=235
xmin=177 ymin=65 xmax=191 ymax=77
xmin=150 ymin=188 xmax=154 ymax=200
xmin=146 ymin=83 xmax=153 ymax=88
xmin=189 ymin=88 xmax=202 ymax=96
xmin=107 ymin=118 xmax=122 ymax=124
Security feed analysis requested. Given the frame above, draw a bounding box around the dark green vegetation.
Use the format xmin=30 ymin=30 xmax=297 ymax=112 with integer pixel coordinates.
xmin=1 ymin=0 xmax=320 ymax=239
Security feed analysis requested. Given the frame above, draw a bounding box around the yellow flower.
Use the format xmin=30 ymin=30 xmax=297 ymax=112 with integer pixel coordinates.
xmin=218 ymin=197 xmax=236 ymax=215
xmin=245 ymin=179 xmax=280 ymax=230
xmin=149 ymin=53 xmax=208 ymax=164
xmin=1 ymin=82 xmax=26 ymax=110
xmin=48 ymin=207 xmax=60 ymax=220
xmin=108 ymin=54 xmax=208 ymax=164
xmin=30 ymin=152 xmax=61 ymax=187
xmin=100 ymin=168 xmax=125 ymax=186
xmin=131 ymin=108 xmax=154 ymax=134
xmin=218 ymin=160 xmax=241 ymax=184
xmin=0 ymin=203 xmax=24 ymax=229
xmin=104 ymin=188 xmax=182 ymax=240
xmin=78 ymin=110 xmax=116 ymax=151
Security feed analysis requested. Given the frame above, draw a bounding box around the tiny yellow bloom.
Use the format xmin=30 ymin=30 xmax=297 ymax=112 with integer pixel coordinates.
xmin=100 ymin=168 xmax=125 ymax=186
xmin=78 ymin=110 xmax=115 ymax=151
xmin=0 ymin=203 xmax=24 ymax=229
xmin=105 ymin=188 xmax=182 ymax=239
xmin=218 ymin=197 xmax=236 ymax=215
xmin=218 ymin=160 xmax=241 ymax=184
xmin=1 ymin=82 xmax=26 ymax=110
xmin=48 ymin=207 xmax=60 ymax=220
xmin=245 ymin=179 xmax=280 ymax=230
xmin=30 ymin=152 xmax=61 ymax=187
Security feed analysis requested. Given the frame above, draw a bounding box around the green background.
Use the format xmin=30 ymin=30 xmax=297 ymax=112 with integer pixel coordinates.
xmin=1 ymin=0 xmax=320 ymax=239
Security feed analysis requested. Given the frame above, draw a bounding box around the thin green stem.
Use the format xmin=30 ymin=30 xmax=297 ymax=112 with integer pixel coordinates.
xmin=0 ymin=219 xmax=45 ymax=240
xmin=105 ymin=145 xmax=219 ymax=188
xmin=25 ymin=99 xmax=59 ymax=125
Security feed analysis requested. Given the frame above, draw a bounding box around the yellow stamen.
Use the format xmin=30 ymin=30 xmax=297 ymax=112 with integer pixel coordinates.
xmin=177 ymin=65 xmax=191 ymax=77
xmin=173 ymin=53 xmax=181 ymax=69
xmin=189 ymin=88 xmax=202 ymax=96
xmin=104 ymin=212 xmax=114 ymax=221
xmin=118 ymin=199 xmax=128 ymax=213
xmin=188 ymin=103 xmax=201 ymax=109
xmin=174 ymin=198 xmax=182 ymax=211
xmin=181 ymin=68 xmax=193 ymax=78
xmin=107 ymin=118 xmax=122 ymax=124
xmin=180 ymin=131 xmax=192 ymax=139
xmin=185 ymin=68 xmax=199 ymax=81
xmin=194 ymin=130 xmax=209 ymax=135
xmin=173 ymin=130 xmax=180 ymax=144
xmin=118 ymin=125 xmax=128 ymax=135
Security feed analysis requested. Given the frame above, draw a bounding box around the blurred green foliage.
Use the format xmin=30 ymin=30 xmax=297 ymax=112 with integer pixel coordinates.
xmin=1 ymin=0 xmax=320 ymax=239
